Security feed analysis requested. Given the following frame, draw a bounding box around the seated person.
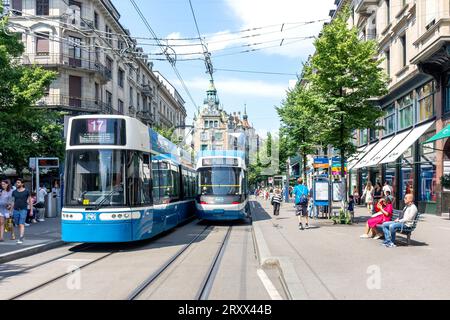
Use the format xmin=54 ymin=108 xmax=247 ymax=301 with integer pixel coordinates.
xmin=360 ymin=198 xmax=393 ymax=239
xmin=382 ymin=194 xmax=418 ymax=248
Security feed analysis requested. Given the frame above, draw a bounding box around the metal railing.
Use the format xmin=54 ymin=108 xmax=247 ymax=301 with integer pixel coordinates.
xmin=36 ymin=94 xmax=123 ymax=115
xmin=22 ymin=53 xmax=112 ymax=81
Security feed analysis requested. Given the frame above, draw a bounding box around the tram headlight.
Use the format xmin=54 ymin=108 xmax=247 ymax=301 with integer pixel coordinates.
xmin=112 ymin=214 xmax=116 ymax=219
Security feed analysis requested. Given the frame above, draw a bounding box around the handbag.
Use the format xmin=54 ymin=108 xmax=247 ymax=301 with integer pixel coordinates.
xmin=4 ymin=217 xmax=13 ymax=233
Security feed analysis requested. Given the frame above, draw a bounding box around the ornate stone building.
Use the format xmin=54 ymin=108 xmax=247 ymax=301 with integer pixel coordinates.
xmin=193 ymin=80 xmax=256 ymax=159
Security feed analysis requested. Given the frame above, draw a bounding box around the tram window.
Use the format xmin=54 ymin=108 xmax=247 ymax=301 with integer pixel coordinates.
xmin=152 ymin=162 xmax=161 ymax=205
xmin=172 ymin=166 xmax=180 ymax=199
xmin=159 ymin=161 xmax=174 ymax=200
xmin=64 ymin=150 xmax=125 ymax=207
xmin=182 ymin=169 xmax=188 ymax=199
xmin=126 ymin=151 xmax=141 ymax=206
xmin=142 ymin=154 xmax=152 ymax=205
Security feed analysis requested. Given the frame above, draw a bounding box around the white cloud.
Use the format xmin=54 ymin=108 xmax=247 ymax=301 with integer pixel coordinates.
xmin=157 ymin=0 xmax=335 ymax=59
xmin=222 ymin=0 xmax=335 ymax=58
xmin=173 ymin=77 xmax=289 ymax=98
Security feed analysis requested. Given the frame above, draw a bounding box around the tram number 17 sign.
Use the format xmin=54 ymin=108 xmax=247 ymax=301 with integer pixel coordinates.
xmin=88 ymin=119 xmax=107 ymax=133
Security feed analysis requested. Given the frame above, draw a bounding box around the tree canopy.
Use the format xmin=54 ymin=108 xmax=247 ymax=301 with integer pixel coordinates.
xmin=0 ymin=10 xmax=64 ymax=174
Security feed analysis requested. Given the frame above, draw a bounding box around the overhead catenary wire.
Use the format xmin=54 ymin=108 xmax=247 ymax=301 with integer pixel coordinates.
xmin=129 ymin=0 xmax=199 ymax=113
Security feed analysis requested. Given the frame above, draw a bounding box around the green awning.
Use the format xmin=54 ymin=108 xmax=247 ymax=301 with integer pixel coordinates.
xmin=425 ymin=125 xmax=450 ymax=143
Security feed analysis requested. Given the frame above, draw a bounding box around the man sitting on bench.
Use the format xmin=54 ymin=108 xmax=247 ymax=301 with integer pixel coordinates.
xmin=381 ymin=194 xmax=418 ymax=248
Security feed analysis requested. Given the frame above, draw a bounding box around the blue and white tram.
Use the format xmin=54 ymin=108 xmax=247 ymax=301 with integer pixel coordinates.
xmin=62 ymin=115 xmax=197 ymax=243
xmin=195 ymin=150 xmax=249 ymax=221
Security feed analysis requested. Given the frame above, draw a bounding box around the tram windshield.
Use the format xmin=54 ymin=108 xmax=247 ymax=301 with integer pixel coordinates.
xmin=198 ymin=167 xmax=242 ymax=196
xmin=65 ymin=150 xmax=125 ymax=207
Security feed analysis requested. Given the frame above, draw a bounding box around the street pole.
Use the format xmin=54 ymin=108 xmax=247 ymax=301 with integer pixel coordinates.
xmin=285 ymin=158 xmax=291 ymax=203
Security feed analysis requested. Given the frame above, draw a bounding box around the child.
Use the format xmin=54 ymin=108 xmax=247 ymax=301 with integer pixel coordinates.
xmin=348 ymin=195 xmax=355 ymax=223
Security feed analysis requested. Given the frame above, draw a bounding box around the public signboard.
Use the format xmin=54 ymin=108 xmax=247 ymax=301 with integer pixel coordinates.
xmin=331 ymin=157 xmax=348 ymax=176
xmin=38 ymin=158 xmax=59 ymax=169
xmin=29 ymin=158 xmax=37 ymax=170
xmin=313 ymin=157 xmax=329 ymax=169
xmin=333 ymin=182 xmax=344 ymax=202
xmin=314 ymin=178 xmax=329 ymax=207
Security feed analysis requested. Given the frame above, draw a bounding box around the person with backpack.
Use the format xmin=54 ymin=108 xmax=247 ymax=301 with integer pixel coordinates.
xmin=271 ymin=189 xmax=283 ymax=216
xmin=293 ymin=178 xmax=310 ymax=230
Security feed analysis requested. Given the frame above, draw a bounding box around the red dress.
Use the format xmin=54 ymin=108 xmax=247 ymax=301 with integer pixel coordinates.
xmin=367 ymin=204 xmax=393 ymax=228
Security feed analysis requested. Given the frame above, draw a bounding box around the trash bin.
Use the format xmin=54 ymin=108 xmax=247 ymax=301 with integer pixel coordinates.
xmin=45 ymin=194 xmax=58 ymax=218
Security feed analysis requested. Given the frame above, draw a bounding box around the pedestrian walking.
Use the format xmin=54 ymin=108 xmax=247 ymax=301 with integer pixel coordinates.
xmin=293 ymin=178 xmax=310 ymax=230
xmin=12 ymin=179 xmax=33 ymax=244
xmin=0 ymin=180 xmax=14 ymax=242
xmin=271 ymin=189 xmax=283 ymax=216
xmin=373 ymin=182 xmax=383 ymax=212
xmin=36 ymin=183 xmax=48 ymax=222
xmin=348 ymin=195 xmax=355 ymax=223
xmin=361 ymin=182 xmax=374 ymax=215
xmin=383 ymin=181 xmax=393 ymax=197
xmin=353 ymin=186 xmax=360 ymax=205
xmin=26 ymin=192 xmax=38 ymax=225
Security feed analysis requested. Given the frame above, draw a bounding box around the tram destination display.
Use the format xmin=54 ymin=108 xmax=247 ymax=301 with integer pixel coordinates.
xmin=70 ymin=119 xmax=126 ymax=146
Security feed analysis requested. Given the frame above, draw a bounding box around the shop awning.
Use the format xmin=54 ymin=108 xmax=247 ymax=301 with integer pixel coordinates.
xmin=348 ymin=143 xmax=377 ymax=170
xmin=375 ymin=129 xmax=413 ymax=165
xmin=424 ymin=124 xmax=450 ymax=143
xmin=381 ymin=121 xmax=435 ymax=164
xmin=353 ymin=137 xmax=394 ymax=169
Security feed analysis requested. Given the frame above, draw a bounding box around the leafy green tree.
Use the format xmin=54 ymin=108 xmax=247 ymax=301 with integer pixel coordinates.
xmin=152 ymin=125 xmax=179 ymax=144
xmin=277 ymin=83 xmax=320 ymax=181
xmin=0 ymin=9 xmax=64 ymax=175
xmin=305 ymin=7 xmax=388 ymax=202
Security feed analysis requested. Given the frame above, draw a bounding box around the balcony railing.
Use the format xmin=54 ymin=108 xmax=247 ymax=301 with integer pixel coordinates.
xmin=22 ymin=53 xmax=112 ymax=82
xmin=36 ymin=94 xmax=123 ymax=115
xmin=142 ymin=84 xmax=153 ymax=97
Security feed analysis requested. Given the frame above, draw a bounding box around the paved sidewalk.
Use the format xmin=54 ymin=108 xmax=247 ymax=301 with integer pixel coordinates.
xmin=252 ymin=197 xmax=450 ymax=300
xmin=0 ymin=218 xmax=63 ymax=263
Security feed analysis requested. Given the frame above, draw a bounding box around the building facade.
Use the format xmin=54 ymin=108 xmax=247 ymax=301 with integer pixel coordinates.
xmin=193 ymin=80 xmax=257 ymax=161
xmin=328 ymin=0 xmax=450 ymax=214
xmin=2 ymin=0 xmax=186 ymax=129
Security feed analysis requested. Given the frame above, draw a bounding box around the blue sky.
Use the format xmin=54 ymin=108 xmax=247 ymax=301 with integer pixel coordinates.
xmin=111 ymin=0 xmax=336 ymax=135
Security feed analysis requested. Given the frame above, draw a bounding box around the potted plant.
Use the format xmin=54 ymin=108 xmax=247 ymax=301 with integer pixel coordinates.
xmin=331 ymin=209 xmax=352 ymax=225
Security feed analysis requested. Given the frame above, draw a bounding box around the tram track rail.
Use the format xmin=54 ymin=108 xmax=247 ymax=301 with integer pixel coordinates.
xmin=129 ymin=225 xmax=233 ymax=300
xmin=9 ymin=248 xmax=118 ymax=300
xmin=0 ymin=243 xmax=96 ymax=281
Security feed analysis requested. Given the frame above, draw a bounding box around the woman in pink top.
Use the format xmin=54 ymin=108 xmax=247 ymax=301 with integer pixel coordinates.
xmin=360 ymin=198 xmax=393 ymax=239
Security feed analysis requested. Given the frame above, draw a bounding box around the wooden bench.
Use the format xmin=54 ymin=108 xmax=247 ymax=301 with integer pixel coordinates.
xmin=376 ymin=209 xmax=422 ymax=246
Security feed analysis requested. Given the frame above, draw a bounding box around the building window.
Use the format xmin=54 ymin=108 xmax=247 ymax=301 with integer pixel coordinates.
xmin=36 ymin=32 xmax=49 ymax=55
xmin=386 ymin=0 xmax=390 ymax=24
xmin=215 ymin=132 xmax=223 ymax=141
xmin=398 ymin=92 xmax=414 ymax=129
xmin=383 ymin=104 xmax=395 ymax=136
xmin=95 ymin=82 xmax=100 ymax=104
xmin=419 ymin=131 xmax=437 ymax=202
xmin=118 ymin=99 xmax=124 ymax=114
xmin=201 ymin=145 xmax=208 ymax=151
xmin=94 ymin=11 xmax=99 ymax=29
xmin=129 ymin=87 xmax=134 ymax=106
xmin=204 ymin=120 xmax=209 ymax=128
xmin=385 ymin=49 xmax=390 ymax=77
xmin=11 ymin=0 xmax=22 ymax=15
xmin=106 ymin=90 xmax=112 ymax=107
xmin=400 ymin=34 xmax=406 ymax=67
xmin=201 ymin=132 xmax=209 ymax=141
xmin=105 ymin=25 xmax=112 ymax=44
xmin=68 ymin=36 xmax=82 ymax=62
xmin=445 ymin=76 xmax=450 ymax=114
xmin=137 ymin=93 xmax=141 ymax=110
xmin=118 ymin=68 xmax=124 ymax=88
xmin=106 ymin=56 xmax=113 ymax=72
xmin=36 ymin=0 xmax=49 ymax=16
xmin=417 ymin=81 xmax=435 ymax=122
xmin=360 ymin=129 xmax=368 ymax=145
